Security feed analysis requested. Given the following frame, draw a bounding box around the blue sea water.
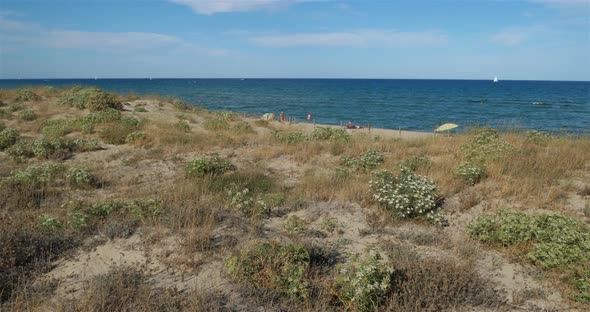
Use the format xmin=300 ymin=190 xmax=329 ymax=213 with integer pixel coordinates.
xmin=1 ymin=79 xmax=588 ymax=132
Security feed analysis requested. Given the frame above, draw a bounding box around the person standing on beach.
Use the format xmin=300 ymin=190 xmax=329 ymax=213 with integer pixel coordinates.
xmin=307 ymin=113 xmax=312 ymax=122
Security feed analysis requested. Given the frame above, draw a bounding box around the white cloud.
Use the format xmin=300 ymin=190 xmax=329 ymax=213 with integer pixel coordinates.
xmin=250 ymin=29 xmax=448 ymax=47
xmin=42 ymin=30 xmax=179 ymax=50
xmin=490 ymin=30 xmax=528 ymax=46
xmin=0 ymin=16 xmax=33 ymax=31
xmin=169 ymin=0 xmax=315 ymax=14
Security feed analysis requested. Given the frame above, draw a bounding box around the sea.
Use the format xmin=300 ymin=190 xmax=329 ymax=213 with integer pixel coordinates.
xmin=1 ymin=79 xmax=588 ymax=133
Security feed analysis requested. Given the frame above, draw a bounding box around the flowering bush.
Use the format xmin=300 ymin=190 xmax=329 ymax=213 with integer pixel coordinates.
xmin=456 ymin=163 xmax=487 ymax=185
xmin=19 ymin=109 xmax=37 ymax=121
xmin=227 ymin=187 xmax=272 ymax=216
xmin=335 ymin=250 xmax=394 ymax=312
xmin=5 ymin=139 xmax=34 ymax=162
xmin=186 ymin=154 xmax=234 ymax=178
xmin=460 ymin=127 xmax=511 ymax=163
xmin=309 ymin=127 xmax=350 ymax=142
xmin=0 ymin=128 xmax=19 ymax=150
xmin=67 ymin=167 xmax=97 ymax=189
xmin=341 ymin=149 xmax=384 ymax=171
xmin=370 ymin=167 xmax=445 ymax=225
xmin=226 ymin=241 xmax=310 ymax=300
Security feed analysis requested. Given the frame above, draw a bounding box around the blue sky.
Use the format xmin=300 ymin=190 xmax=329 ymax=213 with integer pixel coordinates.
xmin=1 ymin=0 xmax=589 ymax=80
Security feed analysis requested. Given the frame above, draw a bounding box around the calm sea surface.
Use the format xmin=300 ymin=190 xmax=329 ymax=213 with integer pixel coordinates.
xmin=1 ymin=79 xmax=588 ymax=132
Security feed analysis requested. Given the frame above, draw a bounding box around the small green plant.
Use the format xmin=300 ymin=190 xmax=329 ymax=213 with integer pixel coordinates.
xmin=284 ymin=215 xmax=307 ymax=235
xmin=272 ymin=130 xmax=306 ymax=144
xmin=370 ymin=167 xmax=445 ymax=226
xmin=32 ymin=136 xmax=76 ymax=159
xmin=398 ymin=155 xmax=431 ymax=171
xmin=309 ymin=127 xmax=350 ymax=142
xmin=341 ymin=149 xmax=384 ymax=171
xmin=185 ymin=155 xmax=234 ymax=178
xmin=73 ymin=138 xmax=100 ymax=152
xmin=8 ymin=102 xmax=24 ymax=112
xmin=125 ymin=130 xmax=146 ymax=144
xmin=334 ymin=250 xmax=395 ymax=312
xmin=15 ymin=88 xmax=41 ymax=102
xmin=59 ymin=87 xmax=122 ymax=111
xmin=469 ymin=210 xmax=590 ymax=303
xmin=0 ymin=128 xmax=19 ymax=150
xmin=225 ymin=241 xmax=310 ymax=300
xmin=127 ymin=199 xmax=164 ymax=223
xmin=67 ymin=167 xmax=97 ymax=189
xmin=456 ymin=163 xmax=487 ymax=185
xmin=19 ymin=109 xmax=36 ymax=121
xmin=98 ymin=118 xmax=139 ymax=145
xmin=5 ymin=139 xmax=34 ymax=162
xmin=320 ymin=217 xmax=338 ymax=233
xmin=38 ymin=214 xmax=62 ymax=231
xmin=460 ymin=127 xmax=511 ymax=163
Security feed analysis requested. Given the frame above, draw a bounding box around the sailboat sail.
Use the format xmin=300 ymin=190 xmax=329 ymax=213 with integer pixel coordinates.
xmin=493 ymin=76 xmax=498 ymax=82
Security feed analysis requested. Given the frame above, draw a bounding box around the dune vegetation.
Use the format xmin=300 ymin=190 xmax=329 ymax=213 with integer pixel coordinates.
xmin=1 ymin=86 xmax=589 ymax=311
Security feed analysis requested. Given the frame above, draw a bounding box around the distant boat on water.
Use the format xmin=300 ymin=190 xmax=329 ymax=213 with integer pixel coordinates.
xmin=493 ymin=76 xmax=499 ymax=83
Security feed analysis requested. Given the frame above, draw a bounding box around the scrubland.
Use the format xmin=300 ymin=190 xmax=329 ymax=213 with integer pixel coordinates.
xmin=1 ymin=86 xmax=589 ymax=311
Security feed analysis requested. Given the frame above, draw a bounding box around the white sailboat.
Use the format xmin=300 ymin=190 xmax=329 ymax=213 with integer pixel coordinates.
xmin=493 ymin=76 xmax=499 ymax=82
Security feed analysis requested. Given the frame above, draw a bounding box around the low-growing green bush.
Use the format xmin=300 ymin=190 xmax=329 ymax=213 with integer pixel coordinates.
xmin=32 ymin=136 xmax=76 ymax=159
xmin=67 ymin=167 xmax=98 ymax=189
xmin=185 ymin=155 xmax=235 ymax=178
xmin=19 ymin=110 xmax=36 ymax=121
xmin=73 ymin=137 xmax=100 ymax=152
xmin=460 ymin=127 xmax=511 ymax=163
xmin=226 ymin=241 xmax=310 ymax=300
xmin=341 ymin=149 xmax=384 ymax=171
xmin=335 ymin=251 xmax=394 ymax=312
xmin=5 ymin=139 xmax=34 ymax=162
xmin=59 ymin=87 xmax=122 ymax=111
xmin=456 ymin=163 xmax=487 ymax=185
xmin=15 ymin=88 xmax=41 ymax=102
xmin=272 ymin=130 xmax=306 ymax=144
xmin=370 ymin=167 xmax=446 ymax=226
xmin=469 ymin=210 xmax=590 ymax=303
xmin=0 ymin=128 xmax=19 ymax=150
xmin=309 ymin=127 xmax=350 ymax=142
xmin=8 ymin=102 xmax=24 ymax=112
xmin=98 ymin=118 xmax=139 ymax=145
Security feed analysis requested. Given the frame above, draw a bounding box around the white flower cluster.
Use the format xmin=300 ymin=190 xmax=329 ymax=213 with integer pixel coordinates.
xmin=370 ymin=168 xmax=437 ymax=218
xmin=456 ymin=163 xmax=486 ymax=185
xmin=227 ymin=188 xmax=254 ymax=214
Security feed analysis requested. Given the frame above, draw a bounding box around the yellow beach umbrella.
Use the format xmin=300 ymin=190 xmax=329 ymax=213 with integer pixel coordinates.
xmin=435 ymin=123 xmax=459 ymax=132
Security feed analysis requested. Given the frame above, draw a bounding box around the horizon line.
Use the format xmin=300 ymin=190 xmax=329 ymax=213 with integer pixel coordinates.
xmin=1 ymin=77 xmax=589 ymax=82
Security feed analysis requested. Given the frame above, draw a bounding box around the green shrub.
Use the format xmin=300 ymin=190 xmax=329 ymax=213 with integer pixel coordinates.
xmin=5 ymin=139 xmax=34 ymax=162
xmin=67 ymin=167 xmax=97 ymax=189
xmin=185 ymin=155 xmax=234 ymax=178
xmin=283 ymin=215 xmax=307 ymax=235
xmin=19 ymin=109 xmax=36 ymax=121
xmin=398 ymin=155 xmax=431 ymax=171
xmin=73 ymin=138 xmax=100 ymax=152
xmin=85 ymin=108 xmax=122 ymax=123
xmin=468 ymin=210 xmax=590 ymax=303
xmin=8 ymin=102 xmax=24 ymax=112
xmin=272 ymin=130 xmax=306 ymax=144
xmin=460 ymin=127 xmax=511 ymax=163
xmin=226 ymin=241 xmax=310 ymax=300
xmin=341 ymin=149 xmax=384 ymax=171
xmin=98 ymin=119 xmax=139 ymax=145
xmin=59 ymin=87 xmax=122 ymax=111
xmin=1 ymin=162 xmax=65 ymax=190
xmin=38 ymin=214 xmax=62 ymax=231
xmin=309 ymin=127 xmax=350 ymax=142
xmin=335 ymin=251 xmax=394 ymax=312
xmin=370 ymin=167 xmax=446 ymax=226
xmin=127 ymin=199 xmax=165 ymax=223
xmin=32 ymin=136 xmax=76 ymax=159
xmin=172 ymin=99 xmax=190 ymax=111
xmin=0 ymin=128 xmax=19 ymax=150
xmin=456 ymin=163 xmax=487 ymax=185
xmin=125 ymin=130 xmax=146 ymax=144
xmin=15 ymin=88 xmax=41 ymax=102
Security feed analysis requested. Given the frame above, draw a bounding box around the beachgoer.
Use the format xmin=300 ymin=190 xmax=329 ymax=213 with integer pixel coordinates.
xmin=280 ymin=112 xmax=286 ymax=122
xmin=347 ymin=122 xmax=362 ymax=129
xmin=307 ymin=113 xmax=312 ymax=122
